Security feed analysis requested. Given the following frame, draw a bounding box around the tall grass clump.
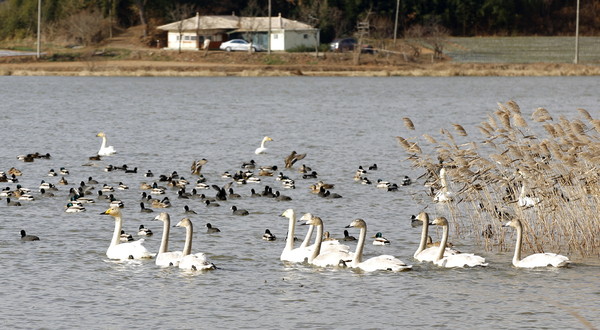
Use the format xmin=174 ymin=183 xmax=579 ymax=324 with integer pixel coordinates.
xmin=398 ymin=101 xmax=600 ymax=258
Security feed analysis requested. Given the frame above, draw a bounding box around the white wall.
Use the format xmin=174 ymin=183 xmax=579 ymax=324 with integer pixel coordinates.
xmin=167 ymin=32 xmax=200 ymax=50
xmin=269 ymin=30 xmax=318 ymax=51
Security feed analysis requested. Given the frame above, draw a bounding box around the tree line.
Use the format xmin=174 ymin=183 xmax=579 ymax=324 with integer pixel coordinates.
xmin=0 ymin=0 xmax=597 ymax=46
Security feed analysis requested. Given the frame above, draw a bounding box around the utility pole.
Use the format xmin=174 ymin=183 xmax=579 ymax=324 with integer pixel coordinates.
xmin=394 ymin=0 xmax=400 ymax=46
xmin=36 ymin=0 xmax=41 ymax=58
xmin=268 ymin=0 xmax=271 ymax=54
xmin=574 ymin=0 xmax=580 ymax=64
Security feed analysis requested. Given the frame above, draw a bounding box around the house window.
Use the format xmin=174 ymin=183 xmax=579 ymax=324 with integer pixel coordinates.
xmin=191 ymin=36 xmax=197 ymax=41
xmin=304 ymin=34 xmax=308 ymax=39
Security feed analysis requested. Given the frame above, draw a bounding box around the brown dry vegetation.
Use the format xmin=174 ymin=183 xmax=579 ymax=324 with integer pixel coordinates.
xmin=2 ymin=49 xmax=600 ymax=77
xmin=399 ymin=102 xmax=600 ymax=258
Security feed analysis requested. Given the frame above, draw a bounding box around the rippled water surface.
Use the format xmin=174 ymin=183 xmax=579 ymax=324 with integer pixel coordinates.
xmin=0 ymin=76 xmax=599 ymax=329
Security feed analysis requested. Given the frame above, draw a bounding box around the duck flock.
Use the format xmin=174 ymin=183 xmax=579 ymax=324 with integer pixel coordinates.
xmin=6 ymin=127 xmax=574 ymax=273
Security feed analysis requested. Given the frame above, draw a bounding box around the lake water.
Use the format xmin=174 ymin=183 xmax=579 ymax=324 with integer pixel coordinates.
xmin=0 ymin=76 xmax=599 ymax=329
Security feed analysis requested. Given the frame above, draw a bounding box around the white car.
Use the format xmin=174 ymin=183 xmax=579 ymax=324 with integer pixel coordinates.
xmin=219 ymin=39 xmax=264 ymax=52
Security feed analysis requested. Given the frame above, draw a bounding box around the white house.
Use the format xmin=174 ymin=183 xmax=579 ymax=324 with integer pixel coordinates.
xmin=157 ymin=13 xmax=319 ymax=51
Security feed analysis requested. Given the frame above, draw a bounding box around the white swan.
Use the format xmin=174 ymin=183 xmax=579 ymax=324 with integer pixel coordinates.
xmin=299 ymin=213 xmax=350 ymax=254
xmin=503 ymin=219 xmax=570 ymax=268
xmin=153 ymin=212 xmax=183 ymax=267
xmin=413 ymin=212 xmax=459 ymax=262
xmin=433 ymin=167 xmax=454 ymax=203
xmin=255 ymin=136 xmax=273 ymax=154
xmin=302 ymin=214 xmax=354 ymax=267
xmin=431 ymin=217 xmax=488 ymax=268
xmin=517 ymin=183 xmax=540 ymax=208
xmin=176 ymin=218 xmax=217 ymax=271
xmin=96 ymin=132 xmax=116 ymax=156
xmin=280 ymin=209 xmax=312 ymax=262
xmin=102 ymin=207 xmax=154 ymax=260
xmin=344 ymin=219 xmax=411 ymax=272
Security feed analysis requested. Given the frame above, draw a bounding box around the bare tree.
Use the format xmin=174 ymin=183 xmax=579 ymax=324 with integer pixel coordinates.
xmin=134 ymin=0 xmax=148 ymax=37
xmin=63 ymin=8 xmax=110 ymax=46
xmin=167 ymin=3 xmax=196 ymax=53
xmin=241 ymin=0 xmax=265 ymax=54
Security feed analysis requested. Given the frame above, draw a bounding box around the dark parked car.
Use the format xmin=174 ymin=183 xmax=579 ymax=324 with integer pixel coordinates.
xmin=329 ymin=38 xmax=374 ymax=54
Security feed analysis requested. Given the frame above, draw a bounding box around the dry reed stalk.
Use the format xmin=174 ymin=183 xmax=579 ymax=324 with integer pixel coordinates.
xmin=477 ymin=126 xmax=492 ymax=138
xmin=498 ymin=112 xmax=512 ymax=129
xmin=577 ymin=108 xmax=593 ymax=121
xmin=592 ymin=119 xmax=600 ymax=133
xmin=487 ymin=115 xmax=498 ymax=130
xmin=453 ymin=124 xmax=468 ymax=136
xmin=532 ymin=107 xmax=553 ymax=122
xmin=423 ymin=134 xmax=437 ymax=144
xmin=395 ymin=136 xmax=411 ymax=149
xmin=402 ymin=117 xmax=415 ymax=130
xmin=513 ymin=113 xmax=528 ymax=127
xmin=543 ymin=124 xmax=558 ymax=137
xmin=441 ymin=128 xmax=456 ymax=145
xmin=507 ymin=100 xmax=521 ymax=114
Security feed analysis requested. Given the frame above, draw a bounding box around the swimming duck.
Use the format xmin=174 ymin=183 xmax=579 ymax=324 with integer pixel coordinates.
xmin=401 ymin=176 xmax=412 ymax=186
xmin=21 ymin=230 xmax=40 ymax=241
xmin=120 ymin=230 xmax=134 ymax=242
xmin=65 ymin=202 xmax=86 ymax=213
xmin=144 ymin=170 xmax=154 ymax=177
xmin=58 ymin=177 xmax=68 ymax=185
xmin=262 ymin=229 xmax=276 ymax=241
xmin=59 ymin=167 xmax=70 ymax=175
xmin=275 ymin=191 xmax=292 ymax=201
xmin=140 ymin=202 xmax=153 ymax=213
xmin=138 ymin=225 xmax=153 ymax=236
xmin=241 ymin=160 xmax=256 ymax=169
xmin=47 ymin=169 xmax=57 ymax=177
xmin=376 ymin=179 xmax=391 ymax=188
xmin=191 ymin=159 xmax=208 ymax=175
xmin=302 ymin=171 xmax=318 ymax=179
xmin=343 ymin=229 xmax=356 ymax=241
xmin=183 ymin=205 xmax=197 ymax=214
xmin=298 ymin=164 xmax=312 ymax=173
xmin=284 ymin=151 xmax=307 ymax=169
xmin=368 ymin=164 xmax=378 ymax=170
xmin=6 ymin=198 xmax=21 ymax=206
xmin=205 ymin=200 xmax=220 ymax=207
xmin=372 ymin=232 xmax=391 ymax=245
xmin=231 ymin=205 xmax=249 ymax=216
xmin=206 ymin=223 xmax=221 ymax=233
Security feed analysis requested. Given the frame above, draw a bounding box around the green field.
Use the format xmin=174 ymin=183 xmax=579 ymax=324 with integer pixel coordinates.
xmin=445 ymin=36 xmax=600 ymax=64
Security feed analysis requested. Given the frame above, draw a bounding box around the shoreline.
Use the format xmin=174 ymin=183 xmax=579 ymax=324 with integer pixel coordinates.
xmin=2 ymin=52 xmax=600 ymax=77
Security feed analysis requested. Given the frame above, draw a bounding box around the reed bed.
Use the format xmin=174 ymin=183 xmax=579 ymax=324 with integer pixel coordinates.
xmin=399 ymin=101 xmax=600 ymax=258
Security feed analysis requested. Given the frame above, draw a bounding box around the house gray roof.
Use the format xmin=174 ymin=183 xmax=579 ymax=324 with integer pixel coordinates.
xmin=157 ymin=14 xmax=316 ymax=32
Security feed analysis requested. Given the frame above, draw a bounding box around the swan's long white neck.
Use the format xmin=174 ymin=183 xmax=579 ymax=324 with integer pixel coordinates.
xmin=435 ymin=224 xmax=449 ymax=261
xmin=182 ymin=222 xmax=193 ymax=257
xmin=284 ymin=211 xmax=296 ymax=252
xmin=260 ymin=137 xmax=269 ymax=148
xmin=100 ymin=136 xmax=108 ymax=149
xmin=158 ymin=217 xmax=171 ymax=253
xmin=415 ymin=216 xmax=430 ymax=257
xmin=351 ymin=225 xmax=367 ymax=267
xmin=440 ymin=168 xmax=448 ymax=189
xmin=308 ymin=224 xmax=323 ymax=263
xmin=513 ymin=221 xmax=523 ymax=265
xmin=110 ymin=215 xmax=123 ymax=247
xmin=300 ymin=225 xmax=314 ymax=248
